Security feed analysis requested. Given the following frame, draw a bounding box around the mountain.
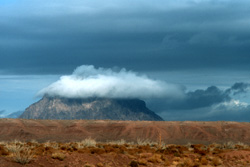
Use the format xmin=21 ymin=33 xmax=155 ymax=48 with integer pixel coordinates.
xmin=0 ymin=110 xmax=5 ymax=118
xmin=0 ymin=110 xmax=24 ymax=119
xmin=19 ymin=96 xmax=163 ymax=121
xmin=6 ymin=111 xmax=24 ymax=118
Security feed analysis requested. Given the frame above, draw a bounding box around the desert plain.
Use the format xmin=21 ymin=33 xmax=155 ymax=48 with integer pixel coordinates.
xmin=1 ymin=119 xmax=250 ymax=167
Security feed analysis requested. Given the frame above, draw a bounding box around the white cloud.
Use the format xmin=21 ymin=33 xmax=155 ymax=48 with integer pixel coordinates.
xmin=212 ymin=99 xmax=248 ymax=111
xmin=38 ymin=65 xmax=183 ymax=99
xmin=195 ymin=99 xmax=250 ymax=121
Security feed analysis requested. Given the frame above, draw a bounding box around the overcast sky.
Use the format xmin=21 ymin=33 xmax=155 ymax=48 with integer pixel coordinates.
xmin=1 ymin=0 xmax=250 ymax=121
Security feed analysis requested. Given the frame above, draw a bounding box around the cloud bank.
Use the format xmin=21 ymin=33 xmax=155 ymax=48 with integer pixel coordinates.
xmin=1 ymin=0 xmax=250 ymax=74
xmin=38 ymin=65 xmax=183 ymax=99
xmin=148 ymin=82 xmax=250 ymax=121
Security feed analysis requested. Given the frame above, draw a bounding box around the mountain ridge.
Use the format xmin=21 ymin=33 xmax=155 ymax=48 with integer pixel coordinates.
xmin=19 ymin=96 xmax=163 ymax=121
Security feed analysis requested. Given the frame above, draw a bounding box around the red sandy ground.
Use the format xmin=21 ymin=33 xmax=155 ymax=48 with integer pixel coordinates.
xmin=1 ymin=142 xmax=250 ymax=167
xmin=1 ymin=119 xmax=250 ymax=167
xmin=0 ymin=119 xmax=250 ymax=144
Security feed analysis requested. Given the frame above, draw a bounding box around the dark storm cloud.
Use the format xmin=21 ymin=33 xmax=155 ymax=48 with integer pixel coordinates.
xmin=1 ymin=0 xmax=250 ymax=74
xmin=204 ymin=102 xmax=250 ymax=122
xmin=147 ymin=82 xmax=250 ymax=121
xmin=181 ymin=86 xmax=230 ymax=109
xmin=226 ymin=82 xmax=250 ymax=95
xmin=148 ymin=85 xmax=230 ymax=111
xmin=152 ymin=82 xmax=250 ymax=111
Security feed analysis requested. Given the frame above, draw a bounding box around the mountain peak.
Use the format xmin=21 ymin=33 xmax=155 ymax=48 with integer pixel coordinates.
xmin=19 ymin=96 xmax=163 ymax=121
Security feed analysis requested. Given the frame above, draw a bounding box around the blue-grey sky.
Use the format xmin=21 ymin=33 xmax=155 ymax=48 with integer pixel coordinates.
xmin=1 ymin=0 xmax=250 ymax=121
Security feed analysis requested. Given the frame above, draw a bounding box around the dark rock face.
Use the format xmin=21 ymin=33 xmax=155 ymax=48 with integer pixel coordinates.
xmin=19 ymin=96 xmax=163 ymax=121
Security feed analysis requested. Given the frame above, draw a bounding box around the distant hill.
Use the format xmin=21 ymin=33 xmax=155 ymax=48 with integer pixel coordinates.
xmin=6 ymin=111 xmax=24 ymax=118
xmin=19 ymin=96 xmax=163 ymax=121
xmin=1 ymin=119 xmax=250 ymax=144
xmin=0 ymin=110 xmax=24 ymax=118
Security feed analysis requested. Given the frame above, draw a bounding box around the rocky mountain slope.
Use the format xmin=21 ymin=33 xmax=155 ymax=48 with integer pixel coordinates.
xmin=19 ymin=96 xmax=163 ymax=121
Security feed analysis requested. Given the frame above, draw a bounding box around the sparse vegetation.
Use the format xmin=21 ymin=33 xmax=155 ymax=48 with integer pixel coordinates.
xmin=51 ymin=152 xmax=66 ymax=161
xmin=200 ymin=156 xmax=208 ymax=165
xmin=13 ymin=147 xmax=34 ymax=164
xmin=107 ymin=139 xmax=126 ymax=145
xmin=212 ymin=157 xmax=222 ymax=166
xmin=4 ymin=141 xmax=34 ymax=165
xmin=129 ymin=160 xmax=139 ymax=167
xmin=77 ymin=137 xmax=97 ymax=148
xmin=0 ymin=139 xmax=250 ymax=166
xmin=136 ymin=138 xmax=157 ymax=146
xmin=0 ymin=145 xmax=9 ymax=156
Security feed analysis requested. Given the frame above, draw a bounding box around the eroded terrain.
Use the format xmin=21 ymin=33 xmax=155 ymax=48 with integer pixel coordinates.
xmin=1 ymin=119 xmax=250 ymax=144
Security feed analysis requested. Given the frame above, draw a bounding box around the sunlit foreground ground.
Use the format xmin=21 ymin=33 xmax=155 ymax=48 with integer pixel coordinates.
xmin=1 ymin=139 xmax=250 ymax=167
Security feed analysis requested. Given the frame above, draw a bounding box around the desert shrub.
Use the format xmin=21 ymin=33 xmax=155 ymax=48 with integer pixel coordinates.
xmin=148 ymin=154 xmax=162 ymax=163
xmin=51 ymin=152 xmax=66 ymax=161
xmin=220 ymin=141 xmax=248 ymax=150
xmin=13 ymin=146 xmax=34 ymax=165
xmin=12 ymin=140 xmax=25 ymax=145
xmin=44 ymin=141 xmax=51 ymax=147
xmin=0 ymin=141 xmax=7 ymax=145
xmin=83 ymin=163 xmax=95 ymax=167
xmin=186 ymin=142 xmax=192 ymax=148
xmin=223 ymin=141 xmax=235 ymax=149
xmin=27 ymin=140 xmax=39 ymax=147
xmin=34 ymin=145 xmax=46 ymax=156
xmin=173 ymin=157 xmax=181 ymax=162
xmin=108 ymin=139 xmax=126 ymax=145
xmin=200 ymin=156 xmax=208 ymax=165
xmin=43 ymin=141 xmax=59 ymax=149
xmin=162 ymin=145 xmax=186 ymax=156
xmin=174 ymin=152 xmax=181 ymax=157
xmin=212 ymin=157 xmax=222 ymax=166
xmin=65 ymin=144 xmax=78 ymax=152
xmin=5 ymin=143 xmax=23 ymax=153
xmin=0 ymin=145 xmax=9 ymax=156
xmin=212 ymin=148 xmax=223 ymax=154
xmin=44 ymin=146 xmax=57 ymax=155
xmin=50 ymin=142 xmax=59 ymax=149
xmin=191 ymin=144 xmax=208 ymax=156
xmin=77 ymin=138 xmax=96 ymax=148
xmin=129 ymin=160 xmax=139 ymax=167
xmin=182 ymin=158 xmax=194 ymax=167
xmin=160 ymin=154 xmax=166 ymax=161
xmin=136 ymin=138 xmax=157 ymax=146
xmin=164 ymin=160 xmax=171 ymax=166
xmin=30 ymin=139 xmax=38 ymax=144
xmin=137 ymin=145 xmax=153 ymax=154
xmin=103 ymin=145 xmax=116 ymax=153
xmin=5 ymin=141 xmax=34 ymax=164
xmin=138 ymin=158 xmax=147 ymax=165
xmin=89 ymin=148 xmax=105 ymax=154
xmin=60 ymin=145 xmax=67 ymax=150
xmin=235 ymin=142 xmax=248 ymax=149
xmin=96 ymin=162 xmax=104 ymax=167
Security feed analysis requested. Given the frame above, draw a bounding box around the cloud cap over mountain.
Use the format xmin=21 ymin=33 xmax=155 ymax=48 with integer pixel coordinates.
xmin=38 ymin=65 xmax=183 ymax=99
